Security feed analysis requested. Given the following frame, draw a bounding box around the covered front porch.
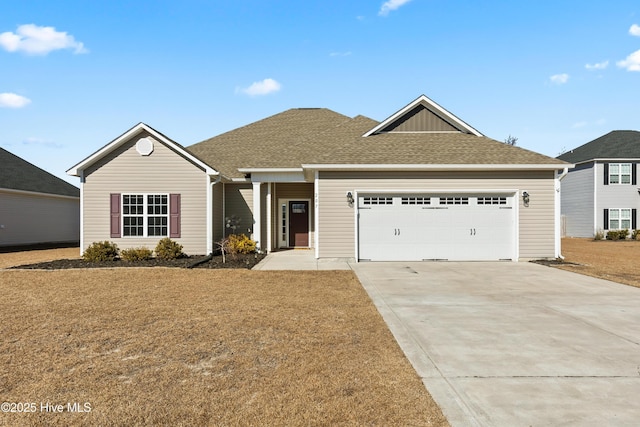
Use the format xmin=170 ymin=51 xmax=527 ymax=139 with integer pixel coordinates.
xmin=248 ymin=180 xmax=316 ymax=254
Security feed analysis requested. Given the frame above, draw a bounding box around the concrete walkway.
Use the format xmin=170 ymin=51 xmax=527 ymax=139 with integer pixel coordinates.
xmin=252 ymin=249 xmax=353 ymax=270
xmin=254 ymin=251 xmax=640 ymax=426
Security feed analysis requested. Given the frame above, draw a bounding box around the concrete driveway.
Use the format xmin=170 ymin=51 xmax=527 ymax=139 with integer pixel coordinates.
xmin=351 ymin=261 xmax=640 ymax=426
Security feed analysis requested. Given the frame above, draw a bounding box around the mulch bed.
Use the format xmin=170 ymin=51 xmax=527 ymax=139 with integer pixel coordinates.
xmin=10 ymin=253 xmax=266 ymax=270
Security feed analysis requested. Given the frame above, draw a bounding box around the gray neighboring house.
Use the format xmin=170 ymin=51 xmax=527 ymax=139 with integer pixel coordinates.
xmin=0 ymin=147 xmax=80 ymax=247
xmin=68 ymin=95 xmax=571 ymax=261
xmin=558 ymin=130 xmax=640 ymax=238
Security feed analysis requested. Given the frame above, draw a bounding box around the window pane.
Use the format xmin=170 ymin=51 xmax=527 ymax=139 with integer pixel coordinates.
xmin=621 ymin=164 xmax=631 ymax=174
xmin=610 ymin=175 xmax=620 ymax=184
xmin=610 ymin=164 xmax=619 ymax=174
xmin=622 ymin=175 xmax=631 ymax=184
xmin=610 ymin=209 xmax=619 ymax=219
xmin=622 ymin=220 xmax=631 ymax=229
xmin=621 ymin=209 xmax=631 ymax=219
xmin=610 ymin=219 xmax=620 ymax=229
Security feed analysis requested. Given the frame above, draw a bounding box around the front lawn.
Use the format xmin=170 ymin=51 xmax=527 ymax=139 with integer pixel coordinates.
xmin=0 ymin=269 xmax=448 ymax=426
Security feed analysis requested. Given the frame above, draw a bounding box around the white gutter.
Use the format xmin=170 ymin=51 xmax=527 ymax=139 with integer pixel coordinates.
xmin=0 ymin=187 xmax=80 ymax=201
xmin=207 ymin=174 xmax=222 ymax=254
xmin=302 ymin=163 xmax=573 ymax=171
xmin=556 ymin=167 xmax=570 ymax=259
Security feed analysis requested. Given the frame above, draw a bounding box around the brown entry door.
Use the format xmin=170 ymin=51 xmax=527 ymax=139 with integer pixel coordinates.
xmin=289 ymin=201 xmax=309 ymax=247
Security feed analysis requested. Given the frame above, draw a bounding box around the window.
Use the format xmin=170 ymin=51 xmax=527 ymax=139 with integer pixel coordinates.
xmin=123 ymin=194 xmax=168 ymax=237
xmin=608 ymin=208 xmax=631 ymax=230
xmin=609 ymin=163 xmax=632 ymax=184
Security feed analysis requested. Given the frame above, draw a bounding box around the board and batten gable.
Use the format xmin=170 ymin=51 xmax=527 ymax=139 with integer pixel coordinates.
xmin=560 ymin=162 xmax=595 ymax=237
xmin=316 ymin=170 xmax=557 ymax=260
xmin=82 ymin=131 xmax=209 ymax=254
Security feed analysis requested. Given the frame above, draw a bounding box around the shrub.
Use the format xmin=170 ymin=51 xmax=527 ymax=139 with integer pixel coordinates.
xmin=633 ymin=229 xmax=640 ymax=241
xmin=227 ymin=234 xmax=257 ymax=254
xmin=606 ymin=229 xmax=628 ymax=241
xmin=83 ymin=241 xmax=119 ymax=262
xmin=120 ymin=247 xmax=153 ymax=262
xmin=155 ymin=238 xmax=185 ymax=260
xmin=594 ymin=229 xmax=605 ymax=241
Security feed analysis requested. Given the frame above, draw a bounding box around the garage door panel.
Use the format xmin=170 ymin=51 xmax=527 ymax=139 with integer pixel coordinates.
xmin=358 ymin=193 xmax=515 ymax=261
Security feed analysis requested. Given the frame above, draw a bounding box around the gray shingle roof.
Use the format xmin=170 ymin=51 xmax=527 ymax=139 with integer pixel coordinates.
xmin=187 ymin=108 xmax=567 ymax=178
xmin=557 ymin=130 xmax=640 ymax=163
xmin=0 ymin=147 xmax=79 ymax=197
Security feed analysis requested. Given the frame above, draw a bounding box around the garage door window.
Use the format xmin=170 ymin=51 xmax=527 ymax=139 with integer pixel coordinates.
xmin=363 ymin=196 xmax=393 ymax=205
xmin=402 ymin=197 xmax=430 ymax=205
xmin=441 ymin=197 xmax=468 ymax=205
xmin=477 ymin=197 xmax=507 ymax=205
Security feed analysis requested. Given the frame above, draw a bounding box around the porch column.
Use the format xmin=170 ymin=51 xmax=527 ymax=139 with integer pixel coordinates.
xmin=253 ymin=182 xmax=262 ymax=251
xmin=266 ymin=183 xmax=272 ymax=252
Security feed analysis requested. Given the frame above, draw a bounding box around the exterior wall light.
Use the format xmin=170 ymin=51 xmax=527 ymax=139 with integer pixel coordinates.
xmin=522 ymin=191 xmax=530 ymax=207
xmin=346 ymin=191 xmax=354 ymax=207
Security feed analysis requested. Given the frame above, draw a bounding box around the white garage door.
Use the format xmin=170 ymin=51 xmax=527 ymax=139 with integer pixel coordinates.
xmin=358 ymin=194 xmax=515 ymax=261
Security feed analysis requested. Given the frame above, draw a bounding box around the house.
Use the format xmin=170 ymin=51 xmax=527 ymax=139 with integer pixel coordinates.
xmin=557 ymin=130 xmax=640 ymax=238
xmin=67 ymin=95 xmax=570 ymax=261
xmin=0 ymin=147 xmax=80 ymax=248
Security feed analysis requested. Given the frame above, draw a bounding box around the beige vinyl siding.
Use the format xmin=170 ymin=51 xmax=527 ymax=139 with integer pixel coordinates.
xmin=317 ymin=170 xmax=556 ymax=260
xmin=83 ymin=132 xmax=208 ymax=254
xmin=0 ymin=191 xmax=79 ymax=246
xmin=223 ymin=183 xmax=254 ymax=238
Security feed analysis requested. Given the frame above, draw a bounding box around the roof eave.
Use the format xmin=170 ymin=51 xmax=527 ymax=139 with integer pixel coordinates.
xmin=302 ymin=163 xmax=573 ymax=171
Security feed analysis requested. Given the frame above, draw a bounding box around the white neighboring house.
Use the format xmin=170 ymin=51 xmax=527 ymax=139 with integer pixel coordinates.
xmin=0 ymin=147 xmax=80 ymax=248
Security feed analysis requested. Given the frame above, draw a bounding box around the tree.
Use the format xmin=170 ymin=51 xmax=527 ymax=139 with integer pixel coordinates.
xmin=504 ymin=135 xmax=518 ymax=146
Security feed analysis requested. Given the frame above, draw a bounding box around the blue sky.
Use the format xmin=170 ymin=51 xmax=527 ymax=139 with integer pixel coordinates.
xmin=1 ymin=0 xmax=639 ymax=185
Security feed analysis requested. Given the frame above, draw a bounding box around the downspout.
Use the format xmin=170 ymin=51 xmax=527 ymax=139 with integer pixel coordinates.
xmin=207 ymin=174 xmax=222 ymax=255
xmin=556 ymin=167 xmax=569 ymax=259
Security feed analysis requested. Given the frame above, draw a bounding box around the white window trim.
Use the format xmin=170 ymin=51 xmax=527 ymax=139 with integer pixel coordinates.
xmin=608 ymin=163 xmax=632 ymax=185
xmin=122 ymin=193 xmax=170 ymax=238
xmin=608 ymin=208 xmax=632 ymax=230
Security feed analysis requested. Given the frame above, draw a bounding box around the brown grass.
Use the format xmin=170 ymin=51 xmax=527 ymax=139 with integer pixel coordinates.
xmin=0 ymin=248 xmax=80 ymax=269
xmin=558 ymin=237 xmax=640 ymax=288
xmin=0 ymin=268 xmax=448 ymax=426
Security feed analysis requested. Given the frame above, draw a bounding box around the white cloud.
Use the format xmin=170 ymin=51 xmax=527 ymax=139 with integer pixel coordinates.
xmin=549 ymin=73 xmax=569 ymax=84
xmin=617 ymin=49 xmax=640 ymax=71
xmin=630 ymin=24 xmax=640 ymax=36
xmin=330 ymin=51 xmax=352 ymax=57
xmin=0 ymin=93 xmax=31 ymax=108
xmin=238 ymin=78 xmax=282 ymax=96
xmin=572 ymin=121 xmax=587 ymax=129
xmin=378 ymin=0 xmax=412 ymax=16
xmin=585 ymin=60 xmax=609 ymax=70
xmin=0 ymin=24 xmax=87 ymax=55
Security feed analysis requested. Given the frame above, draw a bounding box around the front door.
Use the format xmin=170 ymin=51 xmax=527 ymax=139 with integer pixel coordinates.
xmin=289 ymin=201 xmax=309 ymax=247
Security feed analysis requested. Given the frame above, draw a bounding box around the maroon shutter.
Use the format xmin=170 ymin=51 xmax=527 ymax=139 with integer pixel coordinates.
xmin=170 ymin=194 xmax=181 ymax=238
xmin=110 ymin=193 xmax=121 ymax=238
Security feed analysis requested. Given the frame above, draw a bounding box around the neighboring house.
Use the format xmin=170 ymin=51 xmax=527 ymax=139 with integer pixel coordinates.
xmin=0 ymin=147 xmax=80 ymax=247
xmin=557 ymin=130 xmax=640 ymax=238
xmin=67 ymin=95 xmax=570 ymax=261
